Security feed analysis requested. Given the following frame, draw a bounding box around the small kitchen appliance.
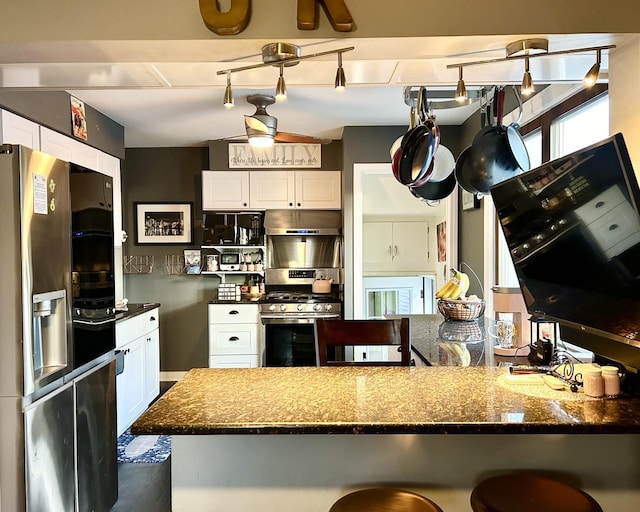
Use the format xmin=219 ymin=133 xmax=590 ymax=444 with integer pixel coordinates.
xmin=219 ymin=252 xmax=241 ymax=271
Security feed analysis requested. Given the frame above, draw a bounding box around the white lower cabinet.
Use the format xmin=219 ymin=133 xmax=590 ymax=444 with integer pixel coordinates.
xmin=116 ymin=307 xmax=160 ymax=436
xmin=208 ymin=303 xmax=260 ymax=368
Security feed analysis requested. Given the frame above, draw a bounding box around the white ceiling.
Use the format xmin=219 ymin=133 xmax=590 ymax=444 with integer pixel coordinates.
xmin=0 ymin=34 xmax=629 ymax=148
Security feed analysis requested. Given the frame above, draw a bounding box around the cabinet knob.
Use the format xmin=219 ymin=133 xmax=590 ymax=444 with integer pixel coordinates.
xmin=297 ymin=203 xmax=301 ymax=207
xmin=289 ymin=202 xmax=294 ymax=207
xmin=150 ymin=316 xmax=156 ymax=322
xmin=229 ymin=336 xmax=239 ymax=342
xmin=229 ymin=310 xmax=240 ymax=315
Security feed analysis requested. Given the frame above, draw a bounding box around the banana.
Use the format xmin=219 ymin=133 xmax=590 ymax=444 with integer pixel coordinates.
xmin=436 ymin=269 xmax=470 ymax=300
xmin=436 ymin=280 xmax=455 ymax=298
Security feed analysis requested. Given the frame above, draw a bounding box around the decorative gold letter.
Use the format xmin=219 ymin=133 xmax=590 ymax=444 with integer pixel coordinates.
xmin=199 ymin=0 xmax=251 ymax=36
xmin=297 ymin=0 xmax=354 ymax=32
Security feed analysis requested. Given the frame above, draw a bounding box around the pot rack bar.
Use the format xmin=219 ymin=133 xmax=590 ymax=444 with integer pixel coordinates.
xmin=446 ymin=44 xmax=616 ymax=70
xmin=216 ymin=46 xmax=355 ymax=76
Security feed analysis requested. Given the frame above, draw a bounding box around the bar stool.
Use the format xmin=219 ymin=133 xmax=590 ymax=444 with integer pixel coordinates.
xmin=470 ymin=473 xmax=603 ymax=512
xmin=329 ymin=488 xmax=444 ymax=512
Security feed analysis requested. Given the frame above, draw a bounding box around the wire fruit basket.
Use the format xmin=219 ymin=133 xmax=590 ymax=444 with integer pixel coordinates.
xmin=438 ymin=298 xmax=486 ymax=321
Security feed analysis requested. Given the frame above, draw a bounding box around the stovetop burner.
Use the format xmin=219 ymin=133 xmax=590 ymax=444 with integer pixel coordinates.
xmin=265 ymin=291 xmax=336 ymax=303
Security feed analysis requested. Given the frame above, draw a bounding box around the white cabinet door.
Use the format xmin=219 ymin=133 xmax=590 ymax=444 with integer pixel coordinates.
xmin=143 ymin=329 xmax=160 ymax=406
xmin=363 ymin=221 xmax=431 ymax=272
xmin=40 ymin=126 xmax=100 ymax=169
xmin=363 ymin=222 xmax=394 ymax=271
xmin=249 ymin=170 xmax=295 ymax=209
xmin=203 ymin=170 xmax=250 ymax=210
xmin=116 ymin=336 xmax=146 ymax=436
xmin=295 ymin=170 xmax=341 ymax=209
xmin=0 ymin=110 xmax=40 ymax=149
xmin=392 ymin=222 xmax=430 ymax=271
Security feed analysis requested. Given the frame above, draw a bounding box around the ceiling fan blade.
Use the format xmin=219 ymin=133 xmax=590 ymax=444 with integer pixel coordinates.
xmin=274 ymin=131 xmax=332 ymax=145
xmin=244 ymin=115 xmax=269 ymax=133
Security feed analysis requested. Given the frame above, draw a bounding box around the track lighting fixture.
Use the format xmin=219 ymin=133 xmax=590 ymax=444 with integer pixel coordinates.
xmin=223 ymin=72 xmax=234 ymax=108
xmin=275 ymin=64 xmax=287 ymax=101
xmin=335 ymin=52 xmax=346 ymax=91
xmin=446 ymin=39 xmax=615 ymax=93
xmin=521 ymin=56 xmax=534 ymax=96
xmin=583 ymin=49 xmax=602 ymax=87
xmin=217 ymin=43 xmax=354 ymax=103
xmin=455 ymin=67 xmax=467 ymax=102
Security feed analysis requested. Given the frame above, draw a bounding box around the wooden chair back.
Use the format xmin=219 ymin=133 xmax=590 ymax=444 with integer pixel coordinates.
xmin=314 ymin=318 xmax=411 ymax=366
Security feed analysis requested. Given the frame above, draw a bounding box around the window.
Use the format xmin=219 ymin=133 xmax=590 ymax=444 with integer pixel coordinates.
xmin=550 ymin=94 xmax=609 ymax=159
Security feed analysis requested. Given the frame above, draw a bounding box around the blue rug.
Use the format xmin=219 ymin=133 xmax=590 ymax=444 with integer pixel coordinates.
xmin=116 ymin=428 xmax=171 ymax=464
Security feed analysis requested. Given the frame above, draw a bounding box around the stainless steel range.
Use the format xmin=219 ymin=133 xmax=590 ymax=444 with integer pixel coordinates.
xmin=260 ymin=291 xmax=342 ymax=323
xmin=261 ymin=287 xmax=342 ymax=367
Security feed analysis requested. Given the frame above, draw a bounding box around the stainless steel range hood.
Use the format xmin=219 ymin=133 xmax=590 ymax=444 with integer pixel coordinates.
xmin=264 ymin=210 xmax=342 ymax=235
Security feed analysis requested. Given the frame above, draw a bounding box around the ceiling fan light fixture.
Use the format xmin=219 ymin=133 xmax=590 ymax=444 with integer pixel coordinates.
xmin=275 ymin=64 xmax=287 ymax=101
xmin=248 ymin=134 xmax=275 ymax=148
xmin=521 ymin=57 xmax=534 ymax=96
xmin=223 ymin=73 xmax=234 ymax=108
xmin=335 ymin=52 xmax=346 ymax=91
xmin=455 ymin=67 xmax=467 ymax=102
xmin=583 ymin=49 xmax=602 ymax=87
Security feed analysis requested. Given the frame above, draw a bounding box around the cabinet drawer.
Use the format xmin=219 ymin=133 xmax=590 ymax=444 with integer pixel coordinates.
xmin=586 ymin=202 xmax=640 ymax=257
xmin=575 ymin=185 xmax=626 ymax=225
xmin=209 ymin=303 xmax=258 ymax=324
xmin=116 ymin=308 xmax=159 ymax=348
xmin=209 ymin=354 xmax=259 ymax=368
xmin=209 ymin=324 xmax=257 ymax=355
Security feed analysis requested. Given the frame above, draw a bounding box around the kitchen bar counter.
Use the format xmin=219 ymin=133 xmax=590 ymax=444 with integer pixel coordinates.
xmin=133 ymin=366 xmax=640 ymax=436
xmin=131 ymin=316 xmax=640 ymax=512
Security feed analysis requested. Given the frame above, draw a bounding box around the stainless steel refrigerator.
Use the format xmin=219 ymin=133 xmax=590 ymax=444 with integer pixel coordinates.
xmin=0 ymin=145 xmax=117 ymax=512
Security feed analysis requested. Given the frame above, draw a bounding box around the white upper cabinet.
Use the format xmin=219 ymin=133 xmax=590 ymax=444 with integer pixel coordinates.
xmin=250 ymin=170 xmax=341 ymax=210
xmin=203 ymin=170 xmax=250 ymax=210
xmin=40 ymin=126 xmax=100 ymax=169
xmin=249 ymin=170 xmax=296 ymax=209
xmin=0 ymin=110 xmax=40 ymax=149
xmin=294 ymin=171 xmax=342 ymax=209
xmin=203 ymin=170 xmax=342 ymax=211
xmin=363 ymin=221 xmax=431 ymax=272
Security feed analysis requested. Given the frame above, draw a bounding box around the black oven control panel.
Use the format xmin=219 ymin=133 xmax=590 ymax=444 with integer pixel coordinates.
xmin=288 ymin=270 xmax=316 ymax=279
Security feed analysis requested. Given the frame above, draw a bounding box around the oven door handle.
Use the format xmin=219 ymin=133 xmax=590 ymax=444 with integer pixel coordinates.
xmin=260 ymin=313 xmax=341 ymax=324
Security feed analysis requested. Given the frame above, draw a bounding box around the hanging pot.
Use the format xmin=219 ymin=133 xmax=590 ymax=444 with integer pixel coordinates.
xmin=429 ymin=145 xmax=455 ymax=183
xmin=457 ymin=86 xmax=530 ymax=194
xmin=409 ymin=167 xmax=457 ymax=202
xmin=391 ymin=146 xmax=402 ymax=182
xmin=398 ymin=124 xmax=436 ymax=185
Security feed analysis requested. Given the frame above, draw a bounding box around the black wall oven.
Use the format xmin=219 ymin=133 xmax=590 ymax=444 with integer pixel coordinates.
xmin=70 ymin=166 xmax=116 ymax=369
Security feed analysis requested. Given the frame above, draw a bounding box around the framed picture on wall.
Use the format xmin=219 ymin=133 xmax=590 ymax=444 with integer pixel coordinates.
xmin=462 ymin=190 xmax=481 ymax=211
xmin=437 ymin=221 xmax=446 ymax=262
xmin=135 ymin=202 xmax=193 ymax=244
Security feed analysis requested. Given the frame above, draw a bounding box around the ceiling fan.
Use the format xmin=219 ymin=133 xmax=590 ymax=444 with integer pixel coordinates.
xmin=227 ymin=93 xmax=332 ymax=146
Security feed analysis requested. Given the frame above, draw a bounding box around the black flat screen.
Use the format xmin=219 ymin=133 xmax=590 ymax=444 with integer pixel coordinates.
xmin=490 ymin=133 xmax=640 ymax=369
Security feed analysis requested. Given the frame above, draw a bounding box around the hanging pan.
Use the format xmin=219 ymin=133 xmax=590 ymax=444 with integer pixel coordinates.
xmin=456 ymin=86 xmax=529 ymax=194
xmin=397 ymin=87 xmax=439 ymax=186
xmin=409 ymin=167 xmax=457 ymax=203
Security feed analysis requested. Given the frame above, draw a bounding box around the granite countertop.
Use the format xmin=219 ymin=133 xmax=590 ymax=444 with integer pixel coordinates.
xmin=132 ymin=366 xmax=640 ymax=436
xmin=115 ymin=302 xmax=160 ymax=322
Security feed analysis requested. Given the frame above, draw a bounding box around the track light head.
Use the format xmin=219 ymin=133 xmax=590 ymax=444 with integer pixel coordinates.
xmin=223 ymin=73 xmax=234 ymax=108
xmin=335 ymin=52 xmax=346 ymax=91
xmin=583 ymin=49 xmax=602 ymax=87
xmin=275 ymin=64 xmax=287 ymax=101
xmin=521 ymin=57 xmax=534 ymax=96
xmin=455 ymin=68 xmax=467 ymax=102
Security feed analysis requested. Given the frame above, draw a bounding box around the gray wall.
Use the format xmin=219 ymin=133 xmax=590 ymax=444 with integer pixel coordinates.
xmin=122 ymin=147 xmax=210 ymax=371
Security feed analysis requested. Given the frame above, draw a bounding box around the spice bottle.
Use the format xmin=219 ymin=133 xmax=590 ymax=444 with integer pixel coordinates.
xmin=601 ymin=366 xmax=621 ymax=397
xmin=583 ymin=367 xmax=604 ymax=398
